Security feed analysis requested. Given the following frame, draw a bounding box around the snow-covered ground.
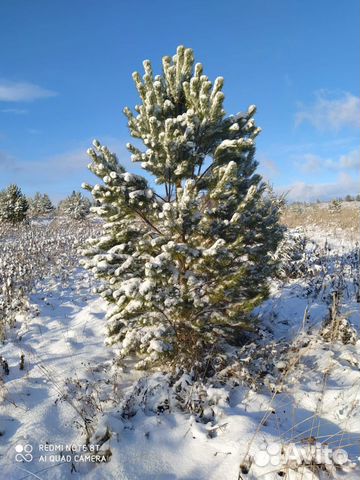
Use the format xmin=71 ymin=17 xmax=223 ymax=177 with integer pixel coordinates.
xmin=0 ymin=225 xmax=359 ymax=479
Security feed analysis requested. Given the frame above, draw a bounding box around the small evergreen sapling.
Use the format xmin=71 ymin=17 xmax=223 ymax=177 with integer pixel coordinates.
xmin=329 ymin=199 xmax=342 ymax=214
xmin=29 ymin=192 xmax=54 ymax=216
xmin=58 ymin=191 xmax=91 ymax=220
xmin=0 ymin=184 xmax=29 ymax=223
xmin=82 ymin=46 xmax=284 ymax=369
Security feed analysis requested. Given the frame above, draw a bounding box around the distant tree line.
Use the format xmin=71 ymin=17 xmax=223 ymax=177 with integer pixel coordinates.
xmin=291 ymin=194 xmax=360 ymax=206
xmin=0 ymin=184 xmax=92 ymax=223
xmin=321 ymin=194 xmax=360 ymax=202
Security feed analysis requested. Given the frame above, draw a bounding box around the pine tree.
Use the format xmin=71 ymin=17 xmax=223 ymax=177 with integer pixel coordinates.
xmin=58 ymin=191 xmax=91 ymax=220
xmin=82 ymin=46 xmax=284 ymax=369
xmin=29 ymin=192 xmax=54 ymax=216
xmin=0 ymin=184 xmax=29 ymax=223
xmin=329 ymin=199 xmax=342 ymax=213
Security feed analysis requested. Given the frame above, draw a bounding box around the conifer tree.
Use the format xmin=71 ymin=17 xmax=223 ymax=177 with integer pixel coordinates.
xmin=0 ymin=184 xmax=29 ymax=223
xmin=82 ymin=46 xmax=284 ymax=369
xmin=329 ymin=199 xmax=342 ymax=213
xmin=29 ymin=192 xmax=54 ymax=216
xmin=58 ymin=191 xmax=91 ymax=220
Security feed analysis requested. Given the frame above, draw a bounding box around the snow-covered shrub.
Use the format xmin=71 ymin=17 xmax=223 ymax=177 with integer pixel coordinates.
xmin=0 ymin=219 xmax=99 ymax=339
xmin=81 ymin=45 xmax=284 ymax=369
xmin=322 ymin=317 xmax=357 ymax=345
xmin=58 ymin=191 xmax=91 ymax=220
xmin=0 ymin=184 xmax=29 ymax=223
xmin=120 ymin=370 xmax=229 ymax=421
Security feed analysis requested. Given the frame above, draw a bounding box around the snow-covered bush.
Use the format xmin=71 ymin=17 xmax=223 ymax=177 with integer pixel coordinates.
xmin=58 ymin=191 xmax=91 ymax=220
xmin=120 ymin=371 xmax=229 ymax=420
xmin=0 ymin=219 xmax=99 ymax=339
xmin=82 ymin=45 xmax=284 ymax=369
xmin=0 ymin=184 xmax=29 ymax=223
xmin=322 ymin=317 xmax=357 ymax=345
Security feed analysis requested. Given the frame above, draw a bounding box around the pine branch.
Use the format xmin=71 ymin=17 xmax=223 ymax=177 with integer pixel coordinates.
xmin=133 ymin=208 xmax=164 ymax=236
xmin=195 ymin=162 xmax=214 ymax=185
xmin=153 ymin=191 xmax=166 ymax=203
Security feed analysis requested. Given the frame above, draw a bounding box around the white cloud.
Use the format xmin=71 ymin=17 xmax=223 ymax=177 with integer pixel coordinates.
xmin=295 ymin=154 xmax=322 ymax=173
xmin=295 ymin=91 xmax=360 ymax=131
xmin=1 ymin=108 xmax=28 ymax=114
xmin=1 ymin=148 xmax=89 ymax=177
xmin=0 ymin=138 xmax=135 ymax=179
xmin=0 ymin=150 xmax=24 ymax=174
xmin=0 ymin=147 xmax=91 ymax=201
xmin=278 ymin=172 xmax=359 ymax=202
xmin=334 ymin=149 xmax=360 ymax=170
xmin=257 ymin=153 xmax=279 ymax=181
xmin=294 ymin=148 xmax=360 ymax=173
xmin=0 ymin=81 xmax=57 ymax=102
xmin=27 ymin=128 xmax=42 ymax=135
xmin=0 ymin=137 xmax=145 ymax=199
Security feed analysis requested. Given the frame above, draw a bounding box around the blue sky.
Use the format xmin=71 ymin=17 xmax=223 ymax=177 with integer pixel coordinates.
xmin=0 ymin=0 xmax=359 ymax=202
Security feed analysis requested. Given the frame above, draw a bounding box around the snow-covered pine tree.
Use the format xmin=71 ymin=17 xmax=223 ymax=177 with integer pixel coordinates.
xmin=329 ymin=199 xmax=341 ymax=214
xmin=82 ymin=46 xmax=284 ymax=369
xmin=58 ymin=191 xmax=91 ymax=220
xmin=0 ymin=184 xmax=29 ymax=223
xmin=29 ymin=192 xmax=54 ymax=216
